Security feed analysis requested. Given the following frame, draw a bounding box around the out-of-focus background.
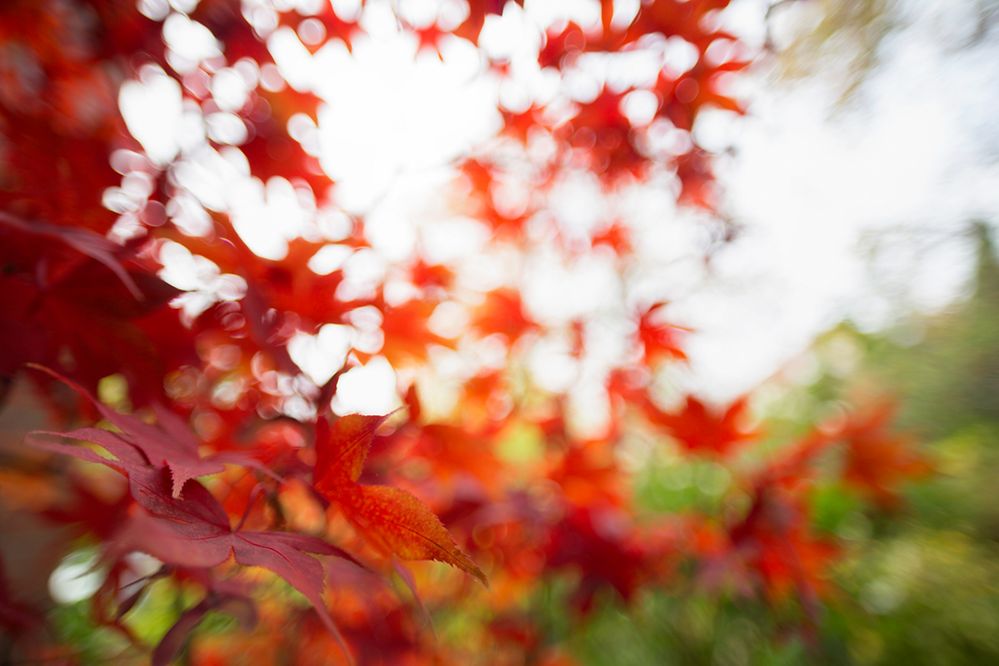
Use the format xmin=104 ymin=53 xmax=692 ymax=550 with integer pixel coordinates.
xmin=569 ymin=1 xmax=999 ymax=662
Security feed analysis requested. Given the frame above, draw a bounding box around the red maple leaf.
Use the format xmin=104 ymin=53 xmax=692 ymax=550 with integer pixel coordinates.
xmin=725 ymin=486 xmax=839 ymax=608
xmin=837 ymin=402 xmax=932 ymax=507
xmin=635 ymin=302 xmax=689 ymax=363
xmin=30 ymin=366 xmax=226 ymax=497
xmin=27 ymin=394 xmax=357 ymax=657
xmin=564 ymin=88 xmax=647 ymax=183
xmin=544 ymin=506 xmax=658 ymax=614
xmin=644 ymin=394 xmax=758 ymax=457
xmin=453 ymin=0 xmax=523 ymax=44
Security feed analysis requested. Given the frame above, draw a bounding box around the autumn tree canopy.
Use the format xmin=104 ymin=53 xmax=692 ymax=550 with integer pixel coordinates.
xmin=0 ymin=1 xmax=931 ymax=663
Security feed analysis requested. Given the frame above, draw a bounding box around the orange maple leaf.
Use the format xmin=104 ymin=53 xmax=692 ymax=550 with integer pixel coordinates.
xmin=472 ymin=288 xmax=537 ymax=341
xmin=314 ymin=415 xmax=486 ymax=584
xmin=364 ymin=297 xmax=457 ymax=367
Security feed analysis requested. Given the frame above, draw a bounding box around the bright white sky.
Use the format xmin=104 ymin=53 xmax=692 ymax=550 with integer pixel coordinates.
xmin=684 ymin=0 xmax=999 ymax=399
xmin=119 ymin=0 xmax=999 ymax=413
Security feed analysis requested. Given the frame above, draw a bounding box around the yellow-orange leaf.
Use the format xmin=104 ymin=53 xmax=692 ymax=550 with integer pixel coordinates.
xmin=334 ymin=484 xmax=485 ymax=584
xmin=314 ymin=413 xmax=388 ymax=489
xmin=314 ymin=414 xmax=486 ymax=584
